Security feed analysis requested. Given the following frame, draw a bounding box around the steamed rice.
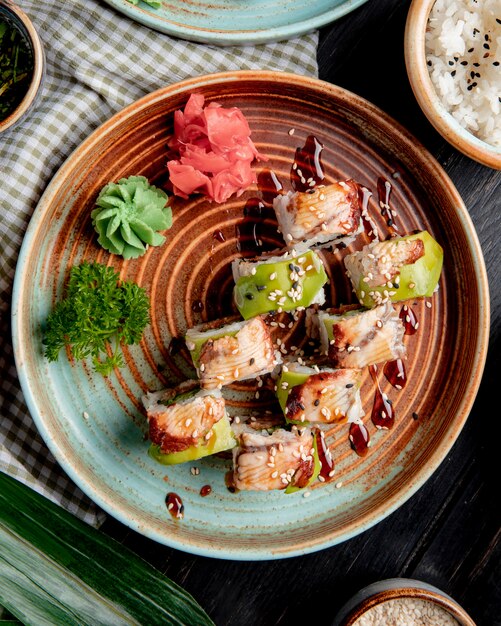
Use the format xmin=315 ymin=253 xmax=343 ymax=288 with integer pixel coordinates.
xmin=426 ymin=0 xmax=501 ymax=147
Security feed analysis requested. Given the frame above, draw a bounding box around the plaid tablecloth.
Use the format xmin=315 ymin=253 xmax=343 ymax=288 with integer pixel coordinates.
xmin=0 ymin=0 xmax=318 ymax=526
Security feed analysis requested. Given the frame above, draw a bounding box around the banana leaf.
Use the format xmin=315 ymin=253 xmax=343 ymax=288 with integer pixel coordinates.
xmin=0 ymin=472 xmax=214 ymax=626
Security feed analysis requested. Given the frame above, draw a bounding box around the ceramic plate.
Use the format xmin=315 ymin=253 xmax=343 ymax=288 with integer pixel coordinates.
xmin=101 ymin=0 xmax=369 ymax=45
xmin=12 ymin=71 xmax=489 ymax=560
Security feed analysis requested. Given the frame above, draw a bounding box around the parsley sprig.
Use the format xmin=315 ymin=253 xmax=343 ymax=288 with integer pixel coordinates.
xmin=44 ymin=262 xmax=150 ymax=376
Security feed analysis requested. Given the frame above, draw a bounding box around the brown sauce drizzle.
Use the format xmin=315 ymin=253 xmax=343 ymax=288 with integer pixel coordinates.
xmin=377 ymin=176 xmax=399 ymax=234
xmin=212 ymin=229 xmax=225 ymax=242
xmin=383 ymin=304 xmax=419 ymax=388
xmin=166 ymin=492 xmax=184 ymax=519
xmin=359 ymin=186 xmax=379 ymax=242
xmin=192 ymin=299 xmax=204 ymax=313
xmin=315 ymin=430 xmax=335 ymax=482
xmin=200 ymin=485 xmax=212 ymax=497
xmin=370 ymin=364 xmax=395 ymax=430
xmin=400 ymin=304 xmax=419 ymax=335
xmin=225 ymin=470 xmax=238 ymax=493
xmin=168 ymin=336 xmax=184 ymax=356
xmin=257 ymin=168 xmax=283 ymax=205
xmin=291 ymin=135 xmax=325 ymax=192
xmin=235 ymin=198 xmax=266 ymax=254
xmin=349 ymin=422 xmax=370 ymax=456
xmin=383 ymin=358 xmax=407 ymax=390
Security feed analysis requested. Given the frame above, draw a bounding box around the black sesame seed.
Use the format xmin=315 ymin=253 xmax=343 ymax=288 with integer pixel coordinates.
xmin=249 ymin=358 xmax=255 ymax=365
xmin=245 ymin=293 xmax=254 ymax=300
xmin=473 ymin=28 xmax=479 ymax=35
xmin=427 ymin=60 xmax=432 ymax=67
xmin=306 ymin=189 xmax=315 ymax=194
xmin=412 ymin=412 xmax=419 ymax=420
xmin=493 ymin=61 xmax=500 ymax=67
xmin=345 ymin=383 xmax=354 ymax=389
xmin=298 ymin=402 xmax=305 ymax=411
xmin=256 ymin=285 xmax=266 ymax=291
xmin=448 ymin=60 xmax=454 ymax=66
xmin=314 ymin=399 xmax=320 ymax=406
xmin=468 ymin=47 xmax=474 ymax=53
xmin=497 ymin=18 xmax=501 ymax=25
xmin=338 ymin=242 xmax=347 ymax=249
xmin=387 ymin=219 xmax=394 ymax=227
xmin=292 ymin=281 xmax=299 ymax=289
xmin=467 ymin=84 xmax=474 ymax=91
xmin=470 ymin=71 xmax=476 ymax=78
xmin=485 ymin=34 xmax=489 ymax=41
xmin=483 ymin=43 xmax=490 ymax=50
xmin=476 ymin=72 xmax=481 ymax=77
xmin=473 ymin=62 xmax=480 ymax=67
xmin=451 ymin=70 xmax=457 ymax=76
xmin=454 ymin=56 xmax=459 ymax=60
xmin=460 ymin=60 xmax=468 ymax=66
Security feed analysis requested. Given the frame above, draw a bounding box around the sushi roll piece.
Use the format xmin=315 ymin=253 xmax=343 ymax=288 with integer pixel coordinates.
xmin=185 ymin=316 xmax=281 ymax=389
xmin=344 ymin=231 xmax=443 ymax=308
xmin=232 ymin=426 xmax=320 ymax=492
xmin=273 ymin=180 xmax=362 ymax=248
xmin=317 ymin=302 xmax=406 ymax=369
xmin=232 ymin=248 xmax=328 ymax=319
xmin=143 ymin=381 xmax=236 ymax=465
xmin=276 ymin=363 xmax=364 ymax=425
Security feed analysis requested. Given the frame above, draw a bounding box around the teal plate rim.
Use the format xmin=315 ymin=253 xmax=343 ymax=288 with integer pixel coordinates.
xmin=11 ymin=71 xmax=490 ymax=560
xmin=101 ymin=0 xmax=370 ymax=45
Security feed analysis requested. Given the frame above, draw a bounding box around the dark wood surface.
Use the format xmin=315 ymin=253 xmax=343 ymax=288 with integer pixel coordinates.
xmin=100 ymin=2 xmax=501 ymax=625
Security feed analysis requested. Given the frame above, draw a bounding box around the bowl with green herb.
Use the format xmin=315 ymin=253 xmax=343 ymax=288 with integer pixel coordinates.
xmin=0 ymin=0 xmax=44 ymax=133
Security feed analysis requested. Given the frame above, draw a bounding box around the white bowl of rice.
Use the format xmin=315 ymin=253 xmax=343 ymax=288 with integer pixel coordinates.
xmin=332 ymin=578 xmax=477 ymax=626
xmin=405 ymin=0 xmax=501 ymax=169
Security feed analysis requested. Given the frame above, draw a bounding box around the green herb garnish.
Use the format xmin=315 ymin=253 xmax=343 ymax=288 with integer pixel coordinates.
xmin=0 ymin=18 xmax=33 ymax=121
xmin=126 ymin=0 xmax=162 ymax=9
xmin=44 ymin=262 xmax=150 ymax=376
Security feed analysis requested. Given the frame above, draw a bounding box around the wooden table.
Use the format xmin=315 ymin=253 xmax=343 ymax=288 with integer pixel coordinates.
xmin=101 ymin=2 xmax=500 ymax=624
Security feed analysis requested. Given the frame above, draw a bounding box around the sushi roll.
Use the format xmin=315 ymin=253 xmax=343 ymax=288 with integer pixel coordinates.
xmin=344 ymin=231 xmax=443 ymax=308
xmin=232 ymin=248 xmax=328 ymax=319
xmin=143 ymin=381 xmax=236 ymax=465
xmin=273 ymin=180 xmax=362 ymax=248
xmin=185 ymin=316 xmax=281 ymax=389
xmin=232 ymin=426 xmax=320 ymax=492
xmin=276 ymin=363 xmax=364 ymax=424
xmin=316 ymin=302 xmax=406 ymax=369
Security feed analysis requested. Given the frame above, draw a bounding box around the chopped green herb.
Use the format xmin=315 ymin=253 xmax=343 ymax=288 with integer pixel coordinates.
xmin=0 ymin=17 xmax=33 ymax=121
xmin=126 ymin=0 xmax=162 ymax=9
xmin=43 ymin=262 xmax=150 ymax=376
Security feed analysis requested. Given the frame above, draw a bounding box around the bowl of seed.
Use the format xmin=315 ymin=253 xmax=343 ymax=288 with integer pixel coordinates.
xmin=405 ymin=0 xmax=501 ymax=169
xmin=0 ymin=0 xmax=44 ymax=134
xmin=332 ymin=578 xmax=477 ymax=626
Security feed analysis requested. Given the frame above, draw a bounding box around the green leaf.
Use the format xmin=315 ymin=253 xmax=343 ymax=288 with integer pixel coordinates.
xmin=0 ymin=472 xmax=215 ymax=626
xmin=43 ymin=262 xmax=149 ymax=375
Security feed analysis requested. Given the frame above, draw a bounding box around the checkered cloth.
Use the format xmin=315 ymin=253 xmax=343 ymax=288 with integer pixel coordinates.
xmin=0 ymin=0 xmax=318 ymax=526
